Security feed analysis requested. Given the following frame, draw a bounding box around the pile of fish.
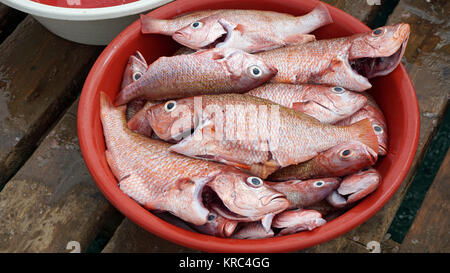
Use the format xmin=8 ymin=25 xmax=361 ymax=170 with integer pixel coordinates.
xmin=100 ymin=4 xmax=410 ymax=239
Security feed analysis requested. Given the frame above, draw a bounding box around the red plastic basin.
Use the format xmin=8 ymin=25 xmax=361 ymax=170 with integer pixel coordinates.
xmin=78 ymin=0 xmax=420 ymax=252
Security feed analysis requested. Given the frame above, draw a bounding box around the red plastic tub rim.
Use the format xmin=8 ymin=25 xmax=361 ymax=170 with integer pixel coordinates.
xmin=77 ymin=0 xmax=420 ymax=253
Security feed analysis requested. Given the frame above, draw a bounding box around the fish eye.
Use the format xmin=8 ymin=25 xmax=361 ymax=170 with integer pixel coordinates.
xmin=207 ymin=213 xmax=216 ymax=221
xmin=191 ymin=21 xmax=203 ymax=29
xmin=331 ymin=86 xmax=345 ymax=94
xmin=340 ymin=149 xmax=353 ymax=158
xmin=132 ymin=72 xmax=142 ymax=81
xmin=372 ymin=28 xmax=385 ymax=37
xmin=313 ymin=181 xmax=324 ymax=187
xmin=164 ymin=100 xmax=177 ymax=112
xmin=248 ymin=65 xmax=262 ymax=77
xmin=373 ymin=124 xmax=383 ymax=134
xmin=246 ymin=176 xmax=263 ymax=187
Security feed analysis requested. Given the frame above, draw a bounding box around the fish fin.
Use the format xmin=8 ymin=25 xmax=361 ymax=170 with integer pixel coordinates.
xmin=233 ymin=23 xmax=245 ymax=33
xmin=291 ymin=101 xmax=309 ymax=112
xmin=284 ymin=33 xmax=315 ymax=45
xmin=140 ymin=14 xmax=171 ymax=35
xmin=309 ymin=3 xmax=333 ymax=26
xmin=294 ymin=3 xmax=333 ymax=34
xmin=105 ymin=150 xmax=124 ymax=181
xmin=348 ymin=119 xmax=379 ymax=153
xmin=261 ymin=213 xmax=275 ymax=232
xmin=132 ymin=51 xmax=148 ymax=66
xmin=249 ymin=161 xmax=280 ymax=179
xmin=217 ymin=18 xmax=238 ymax=31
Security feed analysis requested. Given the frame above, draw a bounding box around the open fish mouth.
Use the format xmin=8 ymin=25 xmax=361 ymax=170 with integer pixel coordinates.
xmin=202 ymin=186 xmax=285 ymax=222
xmin=349 ymin=39 xmax=407 ymax=79
xmin=366 ymin=146 xmax=378 ymax=163
xmin=202 ymin=187 xmax=251 ymax=221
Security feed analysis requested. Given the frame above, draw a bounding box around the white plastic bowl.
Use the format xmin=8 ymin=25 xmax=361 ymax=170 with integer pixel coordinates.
xmin=1 ymin=0 xmax=173 ymax=45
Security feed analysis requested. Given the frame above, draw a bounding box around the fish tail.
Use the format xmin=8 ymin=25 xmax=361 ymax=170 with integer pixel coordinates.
xmin=309 ymin=2 xmax=333 ymax=26
xmin=140 ymin=14 xmax=171 ymax=35
xmin=296 ymin=2 xmax=333 ymax=33
xmin=348 ymin=119 xmax=379 ymax=153
xmin=100 ymin=92 xmax=126 ymax=114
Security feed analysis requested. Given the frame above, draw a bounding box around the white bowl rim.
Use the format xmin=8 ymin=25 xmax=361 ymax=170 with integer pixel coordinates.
xmin=1 ymin=0 xmax=173 ymax=21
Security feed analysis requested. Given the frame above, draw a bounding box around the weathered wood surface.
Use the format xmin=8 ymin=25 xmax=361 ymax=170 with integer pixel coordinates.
xmin=304 ymin=0 xmax=450 ymax=253
xmin=0 ymin=4 xmax=26 ymax=42
xmin=102 ymin=218 xmax=198 ymax=253
xmin=0 ymin=100 xmax=118 ymax=253
xmin=323 ymin=0 xmax=382 ymax=24
xmin=0 ymin=16 xmax=101 ymax=186
xmin=398 ymin=149 xmax=449 ymax=253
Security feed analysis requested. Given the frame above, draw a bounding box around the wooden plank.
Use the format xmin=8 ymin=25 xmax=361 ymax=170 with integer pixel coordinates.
xmin=381 ymin=238 xmax=401 ymax=253
xmin=322 ymin=0 xmax=382 ymax=24
xmin=102 ymin=218 xmax=198 ymax=253
xmin=0 ymin=100 xmax=118 ymax=253
xmin=0 ymin=16 xmax=101 ymax=185
xmin=0 ymin=4 xmax=27 ymax=42
xmin=398 ymin=149 xmax=450 ymax=253
xmin=305 ymin=0 xmax=450 ymax=252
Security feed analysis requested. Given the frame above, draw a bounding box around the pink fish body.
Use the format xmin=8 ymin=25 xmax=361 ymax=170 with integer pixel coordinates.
xmin=336 ymin=93 xmax=388 ymax=155
xmin=100 ymin=92 xmax=289 ymax=225
xmin=256 ymin=23 xmax=410 ymax=91
xmin=266 ymin=178 xmax=340 ymax=209
xmin=146 ymin=94 xmax=378 ymax=178
xmin=337 ymin=167 xmax=381 ymax=204
xmin=114 ymin=47 xmax=277 ymax=105
xmin=269 ymin=141 xmax=378 ymax=181
xmin=231 ymin=222 xmax=274 ymax=239
xmin=272 ymin=209 xmax=326 ymax=235
xmin=172 ymin=4 xmax=332 ymax=53
xmin=247 ymin=83 xmax=367 ymax=124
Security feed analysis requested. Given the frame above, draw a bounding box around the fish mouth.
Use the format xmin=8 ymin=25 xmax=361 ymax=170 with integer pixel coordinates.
xmin=259 ymin=193 xmax=287 ymax=206
xmin=201 ymin=186 xmax=287 ymax=222
xmin=349 ymin=38 xmax=408 ymax=79
xmin=378 ymin=143 xmax=388 ymax=156
xmin=202 ymin=187 xmax=254 ymax=221
xmin=366 ymin=146 xmax=378 ymax=164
